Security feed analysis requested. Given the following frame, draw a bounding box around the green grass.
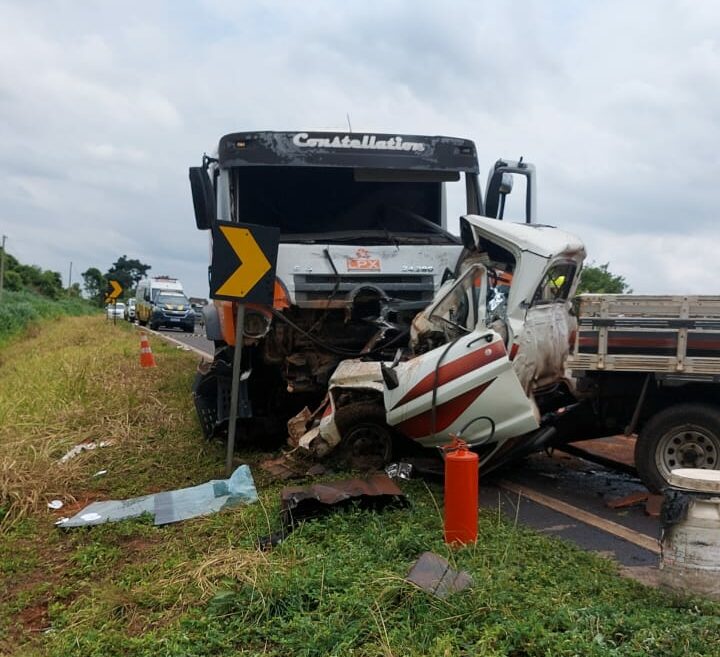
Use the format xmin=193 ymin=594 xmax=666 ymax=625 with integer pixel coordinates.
xmin=1 ymin=316 xmax=719 ymax=656
xmin=0 ymin=289 xmax=96 ymax=347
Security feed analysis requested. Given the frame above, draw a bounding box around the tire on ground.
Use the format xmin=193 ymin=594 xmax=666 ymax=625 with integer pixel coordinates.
xmin=635 ymin=402 xmax=720 ymax=492
xmin=333 ymin=401 xmax=393 ymax=472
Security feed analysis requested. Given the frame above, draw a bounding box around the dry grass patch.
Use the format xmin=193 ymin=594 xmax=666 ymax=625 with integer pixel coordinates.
xmin=0 ymin=316 xmax=217 ymax=529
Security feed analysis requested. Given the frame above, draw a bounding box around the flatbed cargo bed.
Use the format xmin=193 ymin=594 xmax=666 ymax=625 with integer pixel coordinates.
xmin=568 ymin=294 xmax=720 ymax=376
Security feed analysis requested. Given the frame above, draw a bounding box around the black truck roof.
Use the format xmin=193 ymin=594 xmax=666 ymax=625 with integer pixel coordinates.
xmin=217 ymin=131 xmax=479 ymax=173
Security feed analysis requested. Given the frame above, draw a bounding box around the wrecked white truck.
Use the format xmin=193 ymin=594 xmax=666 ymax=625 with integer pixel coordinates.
xmin=189 ymin=131 xmax=532 ymax=441
xmin=299 ymin=215 xmax=720 ymax=493
xmin=297 ymin=214 xmax=586 ymax=473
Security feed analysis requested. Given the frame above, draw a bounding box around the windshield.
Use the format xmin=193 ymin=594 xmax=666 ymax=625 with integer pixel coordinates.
xmin=157 ymin=294 xmax=188 ymax=305
xmin=226 ymin=166 xmax=468 ymax=245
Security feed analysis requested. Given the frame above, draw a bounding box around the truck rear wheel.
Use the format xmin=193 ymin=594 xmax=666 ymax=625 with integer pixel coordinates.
xmin=635 ymin=403 xmax=720 ymax=492
xmin=333 ymin=402 xmax=393 ymax=472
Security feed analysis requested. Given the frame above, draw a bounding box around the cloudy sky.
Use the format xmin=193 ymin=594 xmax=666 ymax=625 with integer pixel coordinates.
xmin=1 ymin=0 xmax=719 ymax=298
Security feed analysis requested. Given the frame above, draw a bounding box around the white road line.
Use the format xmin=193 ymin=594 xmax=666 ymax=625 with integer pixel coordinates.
xmin=498 ymin=479 xmax=661 ymax=555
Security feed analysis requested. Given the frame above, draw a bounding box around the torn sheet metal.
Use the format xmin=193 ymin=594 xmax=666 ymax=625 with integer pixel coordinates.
xmin=57 ymin=465 xmax=257 ymax=528
xmin=406 ymin=551 xmax=473 ymax=598
xmin=287 ymin=406 xmax=313 ymax=446
xmin=280 ymin=473 xmax=407 ymax=526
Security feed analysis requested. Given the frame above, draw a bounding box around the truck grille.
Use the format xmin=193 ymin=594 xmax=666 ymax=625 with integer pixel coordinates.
xmin=293 ymin=274 xmax=435 ymax=302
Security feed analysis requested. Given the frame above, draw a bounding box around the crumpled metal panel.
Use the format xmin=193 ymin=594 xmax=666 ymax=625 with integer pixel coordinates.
xmin=280 ymin=474 xmax=407 ymax=526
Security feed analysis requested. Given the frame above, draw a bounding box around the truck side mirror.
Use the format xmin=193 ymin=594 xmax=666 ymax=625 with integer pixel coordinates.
xmin=485 ymin=159 xmax=537 ymax=223
xmin=189 ymin=167 xmax=216 ymax=230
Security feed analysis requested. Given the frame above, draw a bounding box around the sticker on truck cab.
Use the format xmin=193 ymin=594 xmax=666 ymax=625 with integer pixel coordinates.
xmin=346 ymin=248 xmax=381 ymax=271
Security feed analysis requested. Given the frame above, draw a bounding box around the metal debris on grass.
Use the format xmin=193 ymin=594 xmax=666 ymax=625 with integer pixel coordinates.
xmin=58 ymin=440 xmax=115 ymax=464
xmin=406 ymin=551 xmax=473 ymax=599
xmin=280 ymin=473 xmax=408 ymax=527
xmin=385 ymin=462 xmax=413 ymax=480
xmin=260 ymin=451 xmax=328 ymax=481
xmin=47 ymin=500 xmax=64 ymax=510
xmin=56 ymin=465 xmax=257 ymax=528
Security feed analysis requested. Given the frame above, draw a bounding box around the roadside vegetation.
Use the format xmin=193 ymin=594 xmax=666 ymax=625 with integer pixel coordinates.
xmin=1 ymin=316 xmax=718 ymax=656
xmin=0 ymin=247 xmax=97 ymax=346
xmin=0 ymin=289 xmax=96 ymax=347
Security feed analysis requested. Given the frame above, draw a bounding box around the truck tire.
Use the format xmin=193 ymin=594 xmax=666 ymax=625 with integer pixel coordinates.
xmin=635 ymin=403 xmax=720 ymax=492
xmin=333 ymin=402 xmax=393 ymax=472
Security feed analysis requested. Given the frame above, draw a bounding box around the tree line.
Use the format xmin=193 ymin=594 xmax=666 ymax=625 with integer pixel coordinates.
xmin=1 ymin=252 xmax=70 ymax=299
xmin=0 ymin=246 xmax=151 ymax=306
xmin=82 ymin=256 xmax=151 ymax=305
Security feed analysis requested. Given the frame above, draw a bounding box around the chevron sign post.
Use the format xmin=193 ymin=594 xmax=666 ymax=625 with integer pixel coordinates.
xmin=209 ymin=221 xmax=280 ymax=474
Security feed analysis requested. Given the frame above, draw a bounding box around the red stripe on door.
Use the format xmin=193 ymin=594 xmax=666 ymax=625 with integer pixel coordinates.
xmin=392 ymin=340 xmax=505 ymax=409
xmin=395 ymin=379 xmax=496 ymax=439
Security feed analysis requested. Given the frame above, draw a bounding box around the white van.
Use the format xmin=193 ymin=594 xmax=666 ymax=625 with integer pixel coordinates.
xmin=135 ymin=276 xmax=186 ymax=327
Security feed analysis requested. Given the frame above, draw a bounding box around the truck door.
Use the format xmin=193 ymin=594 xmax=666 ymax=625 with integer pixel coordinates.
xmin=385 ymin=264 xmax=539 ymax=448
xmin=512 ymin=260 xmax=578 ymax=391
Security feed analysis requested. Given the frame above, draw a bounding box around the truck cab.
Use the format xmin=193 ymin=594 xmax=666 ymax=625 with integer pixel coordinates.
xmin=190 ymin=131 xmax=487 ymax=440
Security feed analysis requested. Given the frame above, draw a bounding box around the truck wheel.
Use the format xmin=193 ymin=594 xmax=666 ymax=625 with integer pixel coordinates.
xmin=334 ymin=402 xmax=393 ymax=472
xmin=635 ymin=403 xmax=720 ymax=492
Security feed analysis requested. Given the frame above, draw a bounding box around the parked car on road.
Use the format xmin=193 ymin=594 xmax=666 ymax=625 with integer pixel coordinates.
xmin=106 ymin=302 xmax=125 ymax=320
xmin=124 ymin=298 xmax=136 ymax=322
xmin=191 ymin=303 xmax=205 ymax=326
xmin=148 ymin=293 xmax=195 ymax=332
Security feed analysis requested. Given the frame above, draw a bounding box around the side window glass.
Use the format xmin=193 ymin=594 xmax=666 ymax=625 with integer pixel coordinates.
xmin=532 ymin=263 xmax=576 ymax=305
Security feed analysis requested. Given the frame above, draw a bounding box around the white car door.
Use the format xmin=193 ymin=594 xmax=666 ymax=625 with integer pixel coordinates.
xmin=384 ymin=265 xmax=539 ymax=448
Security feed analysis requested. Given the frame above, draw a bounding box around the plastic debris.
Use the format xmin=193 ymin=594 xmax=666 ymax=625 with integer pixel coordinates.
xmin=59 ymin=440 xmax=115 ymax=464
xmin=56 ymin=465 xmax=257 ymax=528
xmin=385 ymin=462 xmax=413 ymax=480
xmin=47 ymin=500 xmax=64 ymax=510
xmin=406 ymin=551 xmax=473 ymax=599
xmin=93 ymin=470 xmax=108 ymax=477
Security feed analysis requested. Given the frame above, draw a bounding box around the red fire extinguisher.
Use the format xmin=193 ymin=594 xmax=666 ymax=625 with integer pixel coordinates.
xmin=443 ymin=436 xmax=479 ymax=545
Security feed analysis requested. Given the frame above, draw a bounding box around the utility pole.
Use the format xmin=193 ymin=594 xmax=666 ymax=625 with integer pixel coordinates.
xmin=68 ymin=261 xmax=73 ymax=291
xmin=0 ymin=235 xmax=6 ymax=303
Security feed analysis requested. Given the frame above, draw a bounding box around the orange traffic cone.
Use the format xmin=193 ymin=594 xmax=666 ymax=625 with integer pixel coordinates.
xmin=140 ymin=333 xmax=157 ymax=368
